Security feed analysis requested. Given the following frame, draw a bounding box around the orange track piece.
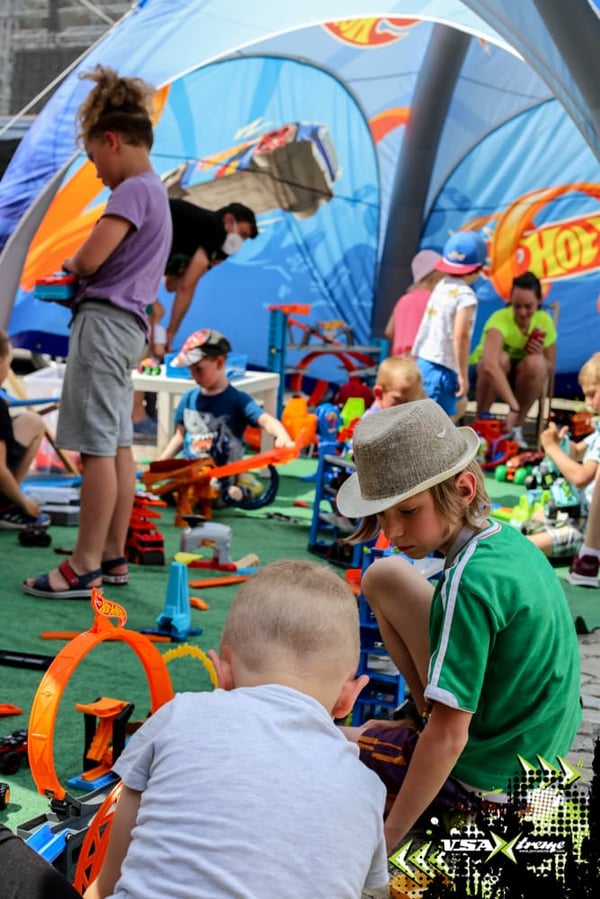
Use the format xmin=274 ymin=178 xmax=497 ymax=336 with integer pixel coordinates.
xmin=188 ymin=574 xmax=250 ymax=589
xmin=141 ymin=437 xmax=302 ymax=525
xmin=40 ymin=631 xmax=173 ymax=643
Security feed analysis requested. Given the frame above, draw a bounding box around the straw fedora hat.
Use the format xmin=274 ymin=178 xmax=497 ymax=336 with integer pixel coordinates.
xmin=336 ymin=399 xmax=480 ymax=518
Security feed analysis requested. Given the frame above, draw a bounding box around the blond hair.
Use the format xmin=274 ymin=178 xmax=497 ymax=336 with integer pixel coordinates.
xmin=376 ymin=355 xmax=425 ymax=396
xmin=77 ymin=65 xmax=155 ymax=148
xmin=579 ymin=352 xmax=600 ymax=389
xmin=348 ymin=459 xmax=490 ymax=543
xmin=221 ymin=560 xmax=360 ymax=675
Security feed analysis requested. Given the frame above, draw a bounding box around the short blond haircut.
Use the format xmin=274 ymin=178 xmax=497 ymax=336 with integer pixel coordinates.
xmin=377 ymin=355 xmax=425 ymax=396
xmin=221 ymin=559 xmax=360 ymax=675
xmin=579 ymin=352 xmax=600 ymax=390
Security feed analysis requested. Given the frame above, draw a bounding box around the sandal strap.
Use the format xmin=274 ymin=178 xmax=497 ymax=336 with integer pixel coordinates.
xmin=101 ymin=556 xmax=128 ymax=573
xmin=58 ymin=560 xmax=102 ymax=588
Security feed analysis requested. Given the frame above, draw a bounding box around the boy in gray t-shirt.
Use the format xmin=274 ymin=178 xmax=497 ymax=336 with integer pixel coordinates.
xmin=84 ymin=560 xmax=389 ymax=899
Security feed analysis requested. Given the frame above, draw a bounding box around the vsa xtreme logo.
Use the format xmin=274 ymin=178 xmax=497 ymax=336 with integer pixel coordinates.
xmin=441 ymin=832 xmax=566 ymax=862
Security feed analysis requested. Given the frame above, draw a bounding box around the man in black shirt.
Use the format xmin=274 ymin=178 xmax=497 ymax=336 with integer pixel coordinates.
xmin=165 ymin=199 xmax=258 ymax=349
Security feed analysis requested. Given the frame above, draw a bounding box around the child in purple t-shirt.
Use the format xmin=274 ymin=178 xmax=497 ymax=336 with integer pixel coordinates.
xmin=24 ymin=66 xmax=172 ymax=599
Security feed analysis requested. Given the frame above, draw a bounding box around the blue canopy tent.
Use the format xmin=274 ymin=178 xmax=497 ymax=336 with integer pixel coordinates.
xmin=0 ymin=0 xmax=598 ymax=391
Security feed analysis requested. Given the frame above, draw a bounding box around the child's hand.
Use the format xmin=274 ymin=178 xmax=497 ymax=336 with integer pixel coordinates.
xmin=21 ymin=496 xmax=42 ymax=519
xmin=274 ymin=435 xmax=295 ymax=448
xmin=540 ymin=422 xmax=568 ymax=450
xmin=455 ymin=372 xmax=468 ymax=398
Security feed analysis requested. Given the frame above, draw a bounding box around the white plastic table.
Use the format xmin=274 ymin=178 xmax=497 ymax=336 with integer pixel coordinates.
xmin=131 ymin=366 xmax=280 ymax=453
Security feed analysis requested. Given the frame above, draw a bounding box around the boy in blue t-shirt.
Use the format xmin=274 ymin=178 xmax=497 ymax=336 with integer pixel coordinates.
xmin=157 ymin=329 xmax=293 ymax=501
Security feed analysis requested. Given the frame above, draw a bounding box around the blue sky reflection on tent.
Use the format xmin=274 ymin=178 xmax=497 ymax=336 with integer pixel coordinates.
xmin=1 ymin=4 xmax=599 ymax=385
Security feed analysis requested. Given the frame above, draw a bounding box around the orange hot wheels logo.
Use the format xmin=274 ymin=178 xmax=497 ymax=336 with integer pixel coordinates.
xmin=91 ymin=591 xmax=128 ymax=626
xmin=324 ymin=18 xmax=419 ymax=46
xmin=464 ymin=183 xmax=600 ymax=299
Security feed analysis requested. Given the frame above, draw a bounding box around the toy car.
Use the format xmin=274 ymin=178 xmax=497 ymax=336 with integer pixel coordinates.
xmin=494 ymin=450 xmax=544 ymax=484
xmin=137 ymin=357 xmax=162 ymax=376
xmin=126 ymin=528 xmax=165 ymax=566
xmin=0 ymin=728 xmax=28 ymax=775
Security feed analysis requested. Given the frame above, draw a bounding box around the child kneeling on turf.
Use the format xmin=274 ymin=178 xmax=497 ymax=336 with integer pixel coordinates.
xmin=84 ymin=560 xmax=389 ymax=899
xmin=525 ymin=351 xmax=600 ymax=562
xmin=157 ymin=328 xmax=293 ymax=502
xmin=336 ymin=399 xmax=581 ymax=853
xmin=0 ymin=330 xmax=49 ymax=530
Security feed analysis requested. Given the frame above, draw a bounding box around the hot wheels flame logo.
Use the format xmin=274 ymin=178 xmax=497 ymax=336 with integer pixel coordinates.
xmin=91 ymin=590 xmax=127 ymax=627
xmin=324 ymin=18 xmax=419 ymax=46
xmin=463 ymin=183 xmax=600 ymax=299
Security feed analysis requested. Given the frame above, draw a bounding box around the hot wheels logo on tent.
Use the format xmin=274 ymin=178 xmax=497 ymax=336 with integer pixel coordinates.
xmin=323 ymin=18 xmax=419 ymax=47
xmin=464 ymin=183 xmax=600 ymax=299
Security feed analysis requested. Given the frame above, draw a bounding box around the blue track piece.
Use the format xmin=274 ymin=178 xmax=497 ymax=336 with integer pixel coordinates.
xmin=25 ymin=822 xmax=71 ymax=862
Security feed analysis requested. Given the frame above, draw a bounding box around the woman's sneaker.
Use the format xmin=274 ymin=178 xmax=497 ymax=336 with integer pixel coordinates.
xmin=0 ymin=505 xmax=51 ymax=530
xmin=566 ymin=554 xmax=600 ymax=588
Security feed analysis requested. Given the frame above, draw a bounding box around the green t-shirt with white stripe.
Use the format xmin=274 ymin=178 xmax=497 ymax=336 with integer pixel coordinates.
xmin=426 ymin=521 xmax=581 ymax=792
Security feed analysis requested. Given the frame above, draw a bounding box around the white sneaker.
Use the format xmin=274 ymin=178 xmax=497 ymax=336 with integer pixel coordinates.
xmin=508 ymin=426 xmax=528 ymax=449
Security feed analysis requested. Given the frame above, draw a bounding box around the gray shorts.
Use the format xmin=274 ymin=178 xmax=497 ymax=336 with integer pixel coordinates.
xmin=56 ymin=302 xmax=146 ymax=455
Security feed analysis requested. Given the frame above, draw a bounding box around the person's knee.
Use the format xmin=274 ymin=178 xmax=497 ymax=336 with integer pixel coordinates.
xmin=13 ymin=410 xmax=45 ymax=445
xmin=516 ymin=354 xmax=549 ymax=385
xmin=362 ymin=555 xmax=417 ymax=607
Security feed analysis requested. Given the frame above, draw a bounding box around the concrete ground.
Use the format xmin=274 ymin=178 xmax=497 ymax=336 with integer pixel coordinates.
xmin=570 ymin=627 xmax=600 ymax=785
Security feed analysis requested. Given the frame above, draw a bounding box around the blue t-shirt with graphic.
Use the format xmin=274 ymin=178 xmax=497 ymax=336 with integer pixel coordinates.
xmin=174 ymin=384 xmax=263 ymax=462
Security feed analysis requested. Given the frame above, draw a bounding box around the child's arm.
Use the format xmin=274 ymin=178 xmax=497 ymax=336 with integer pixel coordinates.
xmin=384 ymin=308 xmax=396 ymax=342
xmin=384 ymin=703 xmax=471 ymax=853
xmin=453 ymin=306 xmax=476 ymax=398
xmin=83 ymin=785 xmax=141 ymax=899
xmin=63 ymin=214 xmax=132 ymax=277
xmin=541 ymin=423 xmax=598 ymax=488
xmin=156 ymin=424 xmax=185 ymax=461
xmin=0 ymin=444 xmax=42 ymax=518
xmin=257 ymin=411 xmax=294 ymax=448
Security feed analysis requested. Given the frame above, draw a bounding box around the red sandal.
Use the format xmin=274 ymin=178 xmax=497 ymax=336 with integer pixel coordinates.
xmin=23 ymin=559 xmax=102 ymax=599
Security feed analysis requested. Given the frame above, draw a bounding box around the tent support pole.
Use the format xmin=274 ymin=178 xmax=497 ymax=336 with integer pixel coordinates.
xmin=372 ymin=24 xmax=470 ymax=338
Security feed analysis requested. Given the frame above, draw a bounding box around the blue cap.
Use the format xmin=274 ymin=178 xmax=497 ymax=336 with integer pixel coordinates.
xmin=435 ymin=231 xmax=487 ymax=275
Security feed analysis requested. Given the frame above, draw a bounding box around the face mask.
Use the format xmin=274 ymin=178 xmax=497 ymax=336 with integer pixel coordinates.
xmin=221 ymin=231 xmax=244 ymax=256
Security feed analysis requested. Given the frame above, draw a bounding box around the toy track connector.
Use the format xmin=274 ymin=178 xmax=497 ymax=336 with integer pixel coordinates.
xmin=142 ymin=562 xmax=202 ymax=642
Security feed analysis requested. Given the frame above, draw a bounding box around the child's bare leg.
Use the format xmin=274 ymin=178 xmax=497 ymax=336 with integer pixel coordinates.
xmin=11 ymin=411 xmax=45 ymax=481
xmin=24 ymin=454 xmax=115 ymax=589
xmin=102 ymin=446 xmax=136 ymax=568
xmin=70 ymin=454 xmax=118 ymax=575
xmin=362 ymin=555 xmax=433 ymax=711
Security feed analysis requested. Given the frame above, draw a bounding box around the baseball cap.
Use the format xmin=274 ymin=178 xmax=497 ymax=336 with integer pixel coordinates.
xmin=435 ymin=232 xmax=487 ymax=275
xmin=171 ymin=328 xmax=232 ymax=367
xmin=411 ymin=249 xmax=442 ymax=284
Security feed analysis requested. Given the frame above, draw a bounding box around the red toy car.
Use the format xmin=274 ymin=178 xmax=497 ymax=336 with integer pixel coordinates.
xmin=126 ymin=528 xmax=165 ymax=566
xmin=0 ymin=728 xmax=28 ymax=775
